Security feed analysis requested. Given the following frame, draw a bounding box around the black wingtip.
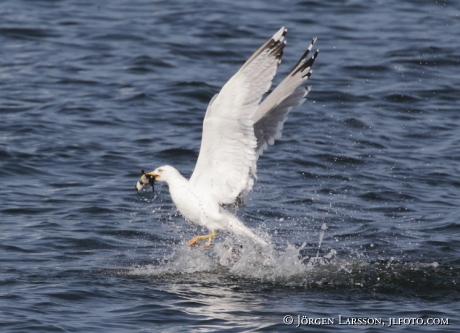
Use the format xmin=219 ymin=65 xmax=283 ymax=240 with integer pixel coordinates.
xmin=289 ymin=37 xmax=319 ymax=76
xmin=282 ymin=27 xmax=288 ymax=37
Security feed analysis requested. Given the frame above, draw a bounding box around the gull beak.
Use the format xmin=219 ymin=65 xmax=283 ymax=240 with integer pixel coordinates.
xmin=135 ymin=170 xmax=158 ymax=193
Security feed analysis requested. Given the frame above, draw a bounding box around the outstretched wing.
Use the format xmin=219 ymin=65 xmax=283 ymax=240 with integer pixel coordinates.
xmin=254 ymin=38 xmax=319 ymax=158
xmin=189 ymin=27 xmax=287 ymax=204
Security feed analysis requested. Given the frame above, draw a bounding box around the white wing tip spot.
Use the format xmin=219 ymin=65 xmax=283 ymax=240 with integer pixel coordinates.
xmin=273 ymin=27 xmax=287 ymax=42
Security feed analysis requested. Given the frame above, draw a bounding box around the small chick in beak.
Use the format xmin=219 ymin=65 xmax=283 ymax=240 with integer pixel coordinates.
xmin=135 ymin=169 xmax=156 ymax=193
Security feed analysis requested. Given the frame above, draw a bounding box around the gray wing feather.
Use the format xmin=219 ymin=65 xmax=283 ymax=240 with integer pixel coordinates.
xmin=189 ymin=27 xmax=287 ymax=204
xmin=253 ymin=39 xmax=319 ymax=157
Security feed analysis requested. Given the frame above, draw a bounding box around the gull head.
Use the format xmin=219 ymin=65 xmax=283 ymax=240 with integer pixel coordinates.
xmin=135 ymin=165 xmax=175 ymax=193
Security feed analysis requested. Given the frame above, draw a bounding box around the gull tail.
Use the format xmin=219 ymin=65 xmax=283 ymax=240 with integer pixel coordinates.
xmin=220 ymin=209 xmax=268 ymax=246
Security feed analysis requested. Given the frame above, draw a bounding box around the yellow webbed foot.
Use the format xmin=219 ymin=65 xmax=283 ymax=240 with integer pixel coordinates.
xmin=187 ymin=230 xmax=216 ymax=248
xmin=188 ymin=236 xmax=200 ymax=247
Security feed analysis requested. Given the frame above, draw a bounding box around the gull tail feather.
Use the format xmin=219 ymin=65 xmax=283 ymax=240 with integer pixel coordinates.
xmin=221 ymin=209 xmax=268 ymax=246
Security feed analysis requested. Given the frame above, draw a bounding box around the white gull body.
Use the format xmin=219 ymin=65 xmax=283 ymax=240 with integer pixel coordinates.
xmin=137 ymin=27 xmax=319 ymax=247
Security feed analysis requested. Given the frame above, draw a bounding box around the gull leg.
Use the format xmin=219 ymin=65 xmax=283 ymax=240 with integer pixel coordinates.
xmin=188 ymin=230 xmax=216 ymax=247
xmin=203 ymin=238 xmax=213 ymax=248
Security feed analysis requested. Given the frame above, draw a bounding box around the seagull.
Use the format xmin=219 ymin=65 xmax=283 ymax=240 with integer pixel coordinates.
xmin=136 ymin=27 xmax=318 ymax=247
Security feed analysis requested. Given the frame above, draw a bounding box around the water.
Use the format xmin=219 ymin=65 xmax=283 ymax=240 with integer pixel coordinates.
xmin=1 ymin=0 xmax=459 ymax=331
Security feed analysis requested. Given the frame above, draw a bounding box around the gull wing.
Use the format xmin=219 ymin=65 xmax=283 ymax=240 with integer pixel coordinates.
xmin=254 ymin=38 xmax=319 ymax=158
xmin=189 ymin=27 xmax=287 ymax=204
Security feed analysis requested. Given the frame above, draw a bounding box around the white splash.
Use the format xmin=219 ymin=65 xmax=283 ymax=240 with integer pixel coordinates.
xmin=129 ymin=231 xmax=337 ymax=283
